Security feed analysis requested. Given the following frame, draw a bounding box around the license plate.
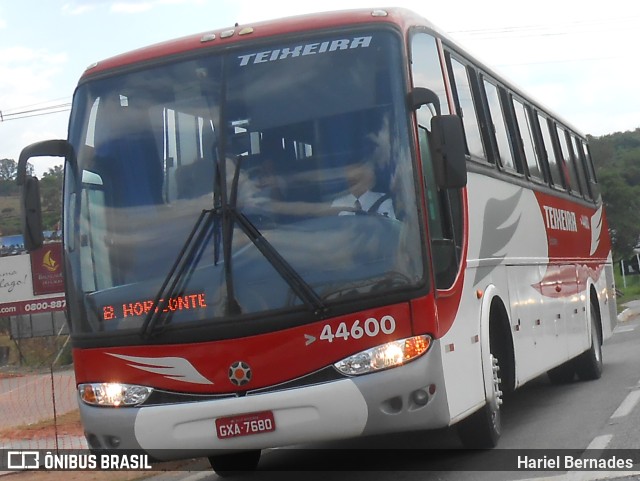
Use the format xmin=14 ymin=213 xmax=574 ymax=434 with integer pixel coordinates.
xmin=216 ymin=411 xmax=276 ymax=439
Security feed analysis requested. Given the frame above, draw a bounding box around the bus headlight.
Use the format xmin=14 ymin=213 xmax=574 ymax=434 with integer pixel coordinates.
xmin=79 ymin=383 xmax=153 ymax=407
xmin=333 ymin=335 xmax=432 ymax=376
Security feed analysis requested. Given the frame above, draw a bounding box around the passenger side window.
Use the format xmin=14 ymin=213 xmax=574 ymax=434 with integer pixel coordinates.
xmin=571 ymin=135 xmax=591 ymax=200
xmin=410 ymin=33 xmax=449 ymax=116
xmin=579 ymin=140 xmax=600 ymax=199
xmin=483 ymin=80 xmax=516 ymax=171
xmin=537 ymin=115 xmax=564 ymax=189
xmin=513 ymin=99 xmax=544 ymax=182
xmin=556 ymin=127 xmax=581 ymax=194
xmin=449 ymin=56 xmax=486 ymax=160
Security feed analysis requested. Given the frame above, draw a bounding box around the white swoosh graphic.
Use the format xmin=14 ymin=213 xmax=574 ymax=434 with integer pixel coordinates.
xmin=590 ymin=205 xmax=603 ymax=256
xmin=107 ymin=353 xmax=214 ymax=385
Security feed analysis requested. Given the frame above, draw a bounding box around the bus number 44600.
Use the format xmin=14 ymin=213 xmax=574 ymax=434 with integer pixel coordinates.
xmin=319 ymin=315 xmax=396 ymax=343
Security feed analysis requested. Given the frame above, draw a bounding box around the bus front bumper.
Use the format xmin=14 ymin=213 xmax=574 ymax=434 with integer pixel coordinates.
xmin=78 ymin=343 xmax=449 ymax=459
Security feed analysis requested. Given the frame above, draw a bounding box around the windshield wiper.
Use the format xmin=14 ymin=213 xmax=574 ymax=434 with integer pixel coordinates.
xmin=140 ymin=150 xmax=240 ymax=337
xmin=139 ymin=207 xmax=217 ymax=338
xmin=232 ymin=209 xmax=328 ymax=316
xmin=140 ymin=155 xmax=327 ymax=338
xmin=226 ymin=156 xmax=327 ymax=317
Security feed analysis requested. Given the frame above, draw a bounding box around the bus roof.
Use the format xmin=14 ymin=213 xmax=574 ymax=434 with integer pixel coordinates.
xmin=80 ymin=7 xmax=431 ymax=80
xmin=79 ymin=7 xmax=585 ymax=136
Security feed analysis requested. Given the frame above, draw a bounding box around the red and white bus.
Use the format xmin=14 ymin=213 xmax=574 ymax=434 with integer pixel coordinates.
xmin=18 ymin=7 xmax=616 ymax=474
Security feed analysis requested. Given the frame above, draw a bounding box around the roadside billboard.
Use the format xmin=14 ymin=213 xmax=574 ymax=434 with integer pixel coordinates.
xmin=0 ymin=242 xmax=65 ymax=316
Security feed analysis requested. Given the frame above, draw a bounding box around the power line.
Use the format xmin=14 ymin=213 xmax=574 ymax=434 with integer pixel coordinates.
xmin=0 ymin=103 xmax=71 ymax=122
xmin=1 ymin=97 xmax=70 ymax=112
xmin=447 ymin=14 xmax=640 ymax=37
xmin=1 ymin=13 xmax=636 ymax=122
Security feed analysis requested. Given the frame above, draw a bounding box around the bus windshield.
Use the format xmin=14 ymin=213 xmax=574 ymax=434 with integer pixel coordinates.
xmin=64 ymin=29 xmax=425 ymax=335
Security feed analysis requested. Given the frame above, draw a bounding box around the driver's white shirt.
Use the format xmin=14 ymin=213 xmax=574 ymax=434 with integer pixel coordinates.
xmin=331 ymin=191 xmax=396 ymax=220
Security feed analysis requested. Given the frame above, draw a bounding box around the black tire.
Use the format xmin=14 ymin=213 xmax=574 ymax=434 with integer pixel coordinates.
xmin=208 ymin=450 xmax=261 ymax=477
xmin=547 ymin=360 xmax=576 ymax=384
xmin=574 ymin=299 xmax=603 ymax=381
xmin=457 ymin=354 xmax=502 ymax=449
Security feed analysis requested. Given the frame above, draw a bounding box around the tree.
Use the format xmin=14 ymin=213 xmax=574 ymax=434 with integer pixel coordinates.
xmin=0 ymin=158 xmax=17 ymax=180
xmin=590 ymin=128 xmax=640 ymax=261
xmin=598 ymin=169 xmax=640 ymax=259
xmin=0 ymin=160 xmax=60 ymax=235
xmin=0 ymin=160 xmax=19 ymax=226
xmin=40 ymin=165 xmax=64 ymax=231
xmin=0 ymin=158 xmax=33 ymax=181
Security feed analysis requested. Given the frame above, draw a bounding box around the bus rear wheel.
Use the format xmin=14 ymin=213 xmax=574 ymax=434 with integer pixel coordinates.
xmin=574 ymin=299 xmax=603 ymax=381
xmin=547 ymin=361 xmax=576 ymax=384
xmin=208 ymin=450 xmax=261 ymax=477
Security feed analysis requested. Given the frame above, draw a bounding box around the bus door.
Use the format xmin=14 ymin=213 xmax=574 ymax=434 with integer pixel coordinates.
xmin=411 ymin=32 xmax=471 ymax=414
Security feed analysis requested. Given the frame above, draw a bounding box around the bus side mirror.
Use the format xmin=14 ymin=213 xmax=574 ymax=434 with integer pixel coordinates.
xmin=409 ymin=87 xmax=441 ymax=116
xmin=430 ymin=115 xmax=467 ymax=189
xmin=17 ymin=139 xmax=75 ymax=252
xmin=21 ymin=176 xmax=44 ymax=251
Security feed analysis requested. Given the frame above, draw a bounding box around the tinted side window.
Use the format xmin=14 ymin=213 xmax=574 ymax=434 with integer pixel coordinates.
xmin=572 ymin=135 xmax=591 ymax=199
xmin=582 ymin=141 xmax=598 ymax=183
xmin=410 ymin=33 xmax=449 ymax=116
xmin=557 ymin=127 xmax=580 ymax=194
xmin=483 ymin=80 xmax=515 ymax=171
xmin=513 ymin=99 xmax=543 ymax=181
xmin=538 ymin=114 xmax=564 ymax=189
xmin=449 ymin=56 xmax=485 ymax=160
xmin=580 ymin=140 xmax=600 ymax=199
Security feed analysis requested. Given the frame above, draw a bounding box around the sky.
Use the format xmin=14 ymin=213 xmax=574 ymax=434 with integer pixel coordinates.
xmin=1 ymin=0 xmax=639 ymax=177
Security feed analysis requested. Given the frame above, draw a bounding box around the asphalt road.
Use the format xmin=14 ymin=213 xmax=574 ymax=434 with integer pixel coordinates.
xmin=147 ymin=311 xmax=640 ymax=481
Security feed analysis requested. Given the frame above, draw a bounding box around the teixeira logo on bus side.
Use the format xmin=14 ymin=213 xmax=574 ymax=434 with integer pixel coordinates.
xmin=542 ymin=205 xmax=578 ymax=233
xmin=540 ymin=201 xmax=605 ymax=257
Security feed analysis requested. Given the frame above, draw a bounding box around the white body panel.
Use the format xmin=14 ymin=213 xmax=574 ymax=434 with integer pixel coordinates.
xmin=439 ymin=172 xmax=614 ymax=421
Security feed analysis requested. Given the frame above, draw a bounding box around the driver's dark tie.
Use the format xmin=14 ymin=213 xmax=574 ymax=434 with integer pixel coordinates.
xmin=354 ymin=198 xmax=364 ymax=215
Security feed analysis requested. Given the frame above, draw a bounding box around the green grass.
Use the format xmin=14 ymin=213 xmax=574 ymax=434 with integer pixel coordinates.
xmin=614 ymin=268 xmax=640 ymax=312
xmin=0 ymin=194 xmax=21 ymax=235
xmin=0 ymin=333 xmax=72 ymax=368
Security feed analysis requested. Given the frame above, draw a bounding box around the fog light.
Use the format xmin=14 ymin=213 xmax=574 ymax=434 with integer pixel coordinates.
xmin=79 ymin=383 xmax=153 ymax=407
xmin=333 ymin=335 xmax=432 ymax=376
xmin=412 ymin=389 xmax=429 ymax=406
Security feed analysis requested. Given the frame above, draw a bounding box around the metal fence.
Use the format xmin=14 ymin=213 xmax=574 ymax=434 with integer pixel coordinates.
xmin=0 ymin=311 xmax=86 ymax=451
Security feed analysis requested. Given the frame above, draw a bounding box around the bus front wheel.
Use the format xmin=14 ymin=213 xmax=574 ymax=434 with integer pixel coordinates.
xmin=457 ymin=354 xmax=502 ymax=449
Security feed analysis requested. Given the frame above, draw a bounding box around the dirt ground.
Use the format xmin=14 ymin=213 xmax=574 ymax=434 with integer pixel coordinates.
xmin=1 ymin=411 xmax=197 ymax=480
xmin=2 ymin=469 xmax=160 ymax=480
xmin=0 ymin=410 xmax=83 ymax=441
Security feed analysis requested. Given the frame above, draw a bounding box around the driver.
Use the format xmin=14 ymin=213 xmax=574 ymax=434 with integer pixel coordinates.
xmin=331 ymin=161 xmax=396 ymax=220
